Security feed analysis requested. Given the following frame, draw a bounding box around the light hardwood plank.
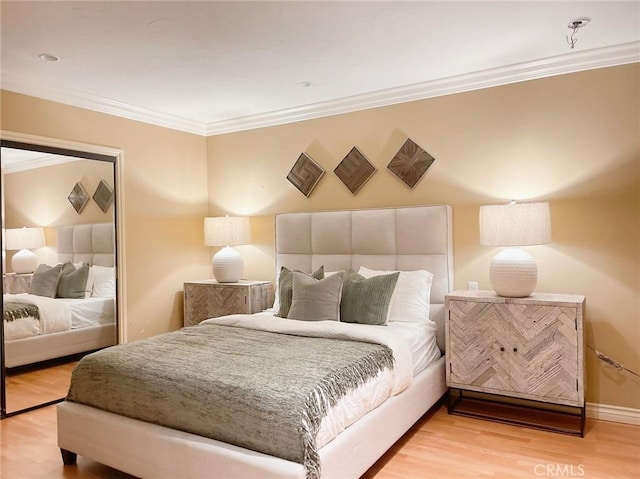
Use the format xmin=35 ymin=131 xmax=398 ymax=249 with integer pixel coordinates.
xmin=1 ymin=404 xmax=638 ymax=478
xmin=5 ymin=361 xmax=77 ymax=414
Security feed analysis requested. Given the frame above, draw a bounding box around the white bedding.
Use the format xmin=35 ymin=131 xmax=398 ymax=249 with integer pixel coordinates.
xmin=210 ymin=308 xmax=442 ymax=376
xmin=202 ymin=312 xmax=440 ymax=450
xmin=3 ymin=293 xmax=115 ymax=341
xmin=3 ymin=315 xmax=40 ymax=340
xmin=68 ymin=297 xmax=115 ymax=329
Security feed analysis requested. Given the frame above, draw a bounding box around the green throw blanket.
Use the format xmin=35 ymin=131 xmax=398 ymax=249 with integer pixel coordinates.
xmin=4 ymin=301 xmax=40 ymax=322
xmin=67 ymin=323 xmax=394 ymax=479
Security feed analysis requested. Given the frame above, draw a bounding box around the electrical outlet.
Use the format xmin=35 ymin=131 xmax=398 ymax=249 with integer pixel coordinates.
xmin=468 ymin=281 xmax=479 ymax=290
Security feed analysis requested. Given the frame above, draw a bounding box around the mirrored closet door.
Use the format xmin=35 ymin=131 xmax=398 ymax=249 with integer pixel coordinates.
xmin=1 ymin=139 xmax=119 ymax=417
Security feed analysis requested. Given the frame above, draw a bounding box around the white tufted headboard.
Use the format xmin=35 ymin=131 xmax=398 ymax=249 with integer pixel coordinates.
xmin=56 ymin=223 xmax=115 ymax=267
xmin=275 ymin=205 xmax=453 ymax=350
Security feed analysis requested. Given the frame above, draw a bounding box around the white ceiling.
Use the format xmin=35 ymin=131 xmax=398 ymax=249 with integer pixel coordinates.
xmin=0 ymin=147 xmax=78 ymax=173
xmin=1 ymin=1 xmax=639 ymax=136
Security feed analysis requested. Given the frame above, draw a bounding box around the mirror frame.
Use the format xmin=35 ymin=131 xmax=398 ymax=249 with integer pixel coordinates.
xmin=0 ymin=131 xmax=126 ymax=418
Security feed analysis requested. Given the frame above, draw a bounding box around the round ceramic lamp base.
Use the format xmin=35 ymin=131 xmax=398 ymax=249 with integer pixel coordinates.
xmin=489 ymin=247 xmax=537 ymax=298
xmin=11 ymin=249 xmax=39 ymax=274
xmin=212 ymin=246 xmax=244 ymax=283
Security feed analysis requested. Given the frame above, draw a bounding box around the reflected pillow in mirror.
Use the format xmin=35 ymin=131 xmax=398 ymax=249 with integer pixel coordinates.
xmin=57 ymin=262 xmax=90 ymax=299
xmin=29 ymin=263 xmax=63 ymax=298
xmin=91 ymin=265 xmax=116 ymax=298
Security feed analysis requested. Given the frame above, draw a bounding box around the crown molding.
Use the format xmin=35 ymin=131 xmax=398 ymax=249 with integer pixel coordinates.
xmin=1 ymin=152 xmax=77 ymax=174
xmin=0 ymin=75 xmax=207 ymax=136
xmin=2 ymin=42 xmax=638 ymax=137
xmin=205 ymin=41 xmax=640 ymax=135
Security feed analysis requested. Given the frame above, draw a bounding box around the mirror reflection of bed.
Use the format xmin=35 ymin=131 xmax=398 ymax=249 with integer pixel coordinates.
xmin=1 ymin=144 xmax=118 ymax=417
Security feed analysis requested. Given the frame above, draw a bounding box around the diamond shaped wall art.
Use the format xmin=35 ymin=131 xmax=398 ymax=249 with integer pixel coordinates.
xmin=387 ymin=138 xmax=435 ymax=189
xmin=68 ymin=182 xmax=89 ymax=214
xmin=93 ymin=180 xmax=114 ymax=213
xmin=334 ymin=147 xmax=377 ymax=195
xmin=287 ymin=152 xmax=325 ymax=197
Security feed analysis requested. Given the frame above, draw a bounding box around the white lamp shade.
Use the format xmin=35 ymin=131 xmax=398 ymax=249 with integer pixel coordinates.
xmin=480 ymin=202 xmax=551 ymax=246
xmin=479 ymin=202 xmax=551 ymax=298
xmin=204 ymin=216 xmax=251 ymax=247
xmin=5 ymin=227 xmax=45 ymax=250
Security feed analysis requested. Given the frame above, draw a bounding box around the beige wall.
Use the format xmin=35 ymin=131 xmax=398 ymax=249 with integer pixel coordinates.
xmin=207 ymin=64 xmax=640 ymax=409
xmin=1 ymin=64 xmax=637 ymax=409
xmin=1 ymin=91 xmax=210 ymax=339
xmin=3 ymin=159 xmax=114 ymax=268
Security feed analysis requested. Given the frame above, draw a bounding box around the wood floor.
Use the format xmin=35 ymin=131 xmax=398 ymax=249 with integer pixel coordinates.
xmin=1 ymin=403 xmax=638 ymax=479
xmin=4 ymin=361 xmax=77 ymax=414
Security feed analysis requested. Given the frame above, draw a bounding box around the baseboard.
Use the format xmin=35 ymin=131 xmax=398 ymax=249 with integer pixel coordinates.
xmin=586 ymin=402 xmax=640 ymax=425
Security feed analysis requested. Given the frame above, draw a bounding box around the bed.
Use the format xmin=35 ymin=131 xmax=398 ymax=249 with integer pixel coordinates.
xmin=3 ymin=223 xmax=117 ymax=368
xmin=57 ymin=205 xmax=453 ymax=479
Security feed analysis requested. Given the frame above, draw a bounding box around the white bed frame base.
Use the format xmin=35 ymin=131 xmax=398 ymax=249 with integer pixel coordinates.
xmin=4 ymin=323 xmax=116 ymax=368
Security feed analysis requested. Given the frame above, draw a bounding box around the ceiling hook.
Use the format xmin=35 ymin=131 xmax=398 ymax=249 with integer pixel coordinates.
xmin=566 ymin=17 xmax=591 ymax=50
xmin=566 ymin=25 xmax=579 ymax=49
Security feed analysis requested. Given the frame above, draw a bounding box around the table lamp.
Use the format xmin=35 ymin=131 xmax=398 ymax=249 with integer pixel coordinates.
xmin=204 ymin=216 xmax=251 ymax=283
xmin=479 ymin=201 xmax=551 ymax=297
xmin=5 ymin=226 xmax=46 ymax=274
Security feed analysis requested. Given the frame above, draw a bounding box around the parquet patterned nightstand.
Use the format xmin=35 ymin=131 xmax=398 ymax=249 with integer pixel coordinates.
xmin=183 ymin=280 xmax=273 ymax=327
xmin=3 ymin=273 xmax=33 ymax=294
xmin=445 ymin=290 xmax=585 ymax=436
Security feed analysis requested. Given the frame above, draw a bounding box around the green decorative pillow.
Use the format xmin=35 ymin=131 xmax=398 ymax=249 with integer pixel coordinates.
xmin=287 ymin=271 xmax=344 ymax=322
xmin=57 ymin=262 xmax=90 ymax=299
xmin=29 ymin=264 xmax=63 ymax=298
xmin=276 ymin=265 xmax=324 ymax=318
xmin=340 ymin=270 xmax=400 ymax=325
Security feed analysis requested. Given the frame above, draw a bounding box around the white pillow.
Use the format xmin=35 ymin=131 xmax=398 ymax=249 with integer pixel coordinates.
xmin=358 ymin=266 xmax=433 ymax=323
xmin=324 ymin=270 xmax=344 ymax=276
xmin=90 ymin=265 xmax=116 ymax=298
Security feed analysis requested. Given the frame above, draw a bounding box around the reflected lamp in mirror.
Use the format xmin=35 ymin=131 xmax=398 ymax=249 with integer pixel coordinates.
xmin=5 ymin=227 xmax=46 ymax=274
xmin=479 ymin=201 xmax=551 ymax=297
xmin=204 ymin=216 xmax=251 ymax=283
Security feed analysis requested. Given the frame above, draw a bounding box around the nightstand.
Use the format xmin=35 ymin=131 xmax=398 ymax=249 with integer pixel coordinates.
xmin=3 ymin=273 xmax=33 ymax=294
xmin=183 ymin=280 xmax=273 ymax=327
xmin=445 ymin=290 xmax=585 ymax=436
